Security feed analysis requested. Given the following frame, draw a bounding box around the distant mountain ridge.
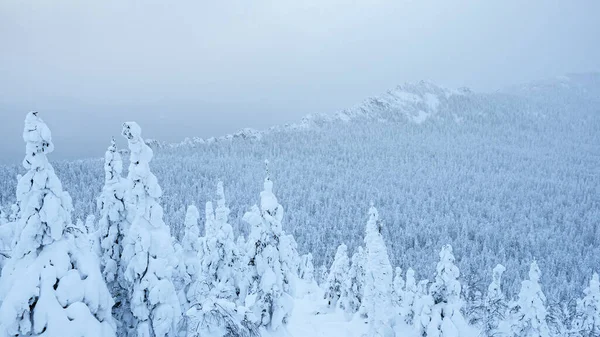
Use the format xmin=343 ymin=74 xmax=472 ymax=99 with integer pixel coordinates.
xmin=144 ymin=80 xmax=468 ymax=149
xmin=147 ymin=73 xmax=599 ymax=150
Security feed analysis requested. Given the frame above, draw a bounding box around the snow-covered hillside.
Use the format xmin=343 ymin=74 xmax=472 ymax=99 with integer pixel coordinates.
xmin=0 ymin=74 xmax=599 ymax=320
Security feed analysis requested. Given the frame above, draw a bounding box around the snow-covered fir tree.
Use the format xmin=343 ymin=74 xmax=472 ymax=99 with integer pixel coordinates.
xmin=85 ymin=214 xmax=97 ymax=238
xmin=427 ymin=244 xmax=469 ymax=337
xmin=236 ymin=236 xmax=246 ymax=258
xmin=74 ymin=217 xmax=98 ymax=254
xmin=414 ymin=279 xmax=433 ymax=336
xmin=324 ymin=243 xmax=350 ymax=309
xmin=241 ymin=166 xmax=296 ymax=332
xmin=0 ymin=112 xmax=116 ymax=337
xmin=200 ymin=181 xmax=238 ymax=304
xmin=318 ymin=264 xmax=328 ymax=287
xmin=120 ymin=122 xmax=181 ymax=337
xmin=97 ymin=138 xmax=130 ymax=330
xmin=339 ymin=246 xmax=366 ymax=316
xmin=187 ymin=182 xmax=245 ymax=337
xmin=280 ymin=232 xmax=300 ymax=295
xmin=362 ymin=205 xmax=394 ymax=337
xmin=298 ymin=253 xmax=315 ymax=282
xmin=480 ymin=264 xmax=508 ymax=336
xmin=393 ymin=267 xmax=405 ymax=310
xmin=509 ymin=260 xmax=550 ymax=337
xmin=573 ymin=272 xmax=600 ymax=337
xmin=173 ymin=205 xmax=201 ymax=313
xmin=235 ymin=234 xmax=247 ymax=302
xmin=296 ymin=252 xmax=319 ymax=297
xmin=403 ymin=268 xmax=418 ymax=325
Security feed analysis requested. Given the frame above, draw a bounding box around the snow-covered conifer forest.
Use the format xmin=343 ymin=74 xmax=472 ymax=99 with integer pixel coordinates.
xmin=0 ymin=73 xmax=599 ymax=337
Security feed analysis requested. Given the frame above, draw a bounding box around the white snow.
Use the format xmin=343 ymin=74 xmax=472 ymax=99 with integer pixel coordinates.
xmin=120 ymin=121 xmax=181 ymax=337
xmin=0 ymin=112 xmax=116 ymax=337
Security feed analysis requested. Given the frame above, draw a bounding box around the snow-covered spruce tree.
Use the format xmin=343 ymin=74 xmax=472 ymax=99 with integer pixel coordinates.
xmin=509 ymin=260 xmax=550 ymax=337
xmin=339 ymin=246 xmax=366 ymax=316
xmin=8 ymin=203 xmax=18 ymax=224
xmin=186 ymin=182 xmax=246 ymax=337
xmin=324 ymin=243 xmax=350 ymax=309
xmin=393 ymin=267 xmax=405 ymax=310
xmin=235 ymin=234 xmax=248 ymax=303
xmin=318 ymin=264 xmax=329 ymax=287
xmin=480 ymin=264 xmax=508 ymax=336
xmin=74 ymin=217 xmax=97 ymax=254
xmin=403 ymin=268 xmax=418 ymax=325
xmin=298 ymin=253 xmax=315 ymax=282
xmin=573 ymin=272 xmax=600 ymax=337
xmin=297 ymin=253 xmax=319 ymax=297
xmin=97 ymin=138 xmax=130 ymax=325
xmin=280 ymin=232 xmax=300 ymax=294
xmin=85 ymin=214 xmax=96 ymax=232
xmin=0 ymin=112 xmax=116 ymax=337
xmin=241 ymin=165 xmax=297 ymax=332
xmin=414 ymin=279 xmax=433 ymax=336
xmin=362 ymin=205 xmax=394 ymax=337
xmin=426 ymin=244 xmax=469 ymax=337
xmin=174 ymin=205 xmax=201 ymax=311
xmin=120 ymin=122 xmax=181 ymax=337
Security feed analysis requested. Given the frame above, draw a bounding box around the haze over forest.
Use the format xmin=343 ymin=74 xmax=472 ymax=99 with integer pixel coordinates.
xmin=1 ymin=0 xmax=599 ymax=162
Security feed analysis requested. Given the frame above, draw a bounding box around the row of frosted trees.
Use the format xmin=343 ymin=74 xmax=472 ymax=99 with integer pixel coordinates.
xmin=321 ymin=217 xmax=600 ymax=337
xmin=0 ymin=112 xmax=599 ymax=337
xmin=0 ymin=113 xmax=300 ymax=337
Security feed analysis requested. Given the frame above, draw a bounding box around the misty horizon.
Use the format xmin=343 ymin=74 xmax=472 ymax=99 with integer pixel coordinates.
xmin=1 ymin=1 xmax=599 ymax=163
xmin=0 ymin=73 xmax=594 ymax=165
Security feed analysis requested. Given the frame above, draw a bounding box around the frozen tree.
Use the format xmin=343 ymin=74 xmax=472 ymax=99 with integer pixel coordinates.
xmin=362 ymin=205 xmax=394 ymax=337
xmin=241 ymin=167 xmax=296 ymax=332
xmin=318 ymin=265 xmax=329 ymax=287
xmin=509 ymin=260 xmax=550 ymax=337
xmin=8 ymin=203 xmax=19 ymax=223
xmin=73 ymin=217 xmax=97 ymax=254
xmin=97 ymin=138 xmax=130 ymax=327
xmin=174 ymin=205 xmax=201 ymax=311
xmin=480 ymin=264 xmax=508 ymax=336
xmin=296 ymin=253 xmax=319 ymax=298
xmin=324 ymin=243 xmax=350 ymax=309
xmin=339 ymin=246 xmax=366 ymax=316
xmin=427 ymin=244 xmax=468 ymax=337
xmin=298 ymin=253 xmax=315 ymax=282
xmin=0 ymin=112 xmax=116 ymax=337
xmin=202 ymin=183 xmax=238 ymax=304
xmin=403 ymin=268 xmax=418 ymax=325
xmin=236 ymin=236 xmax=246 ymax=258
xmin=120 ymin=122 xmax=181 ymax=337
xmin=85 ymin=214 xmax=97 ymax=236
xmin=393 ymin=267 xmax=405 ymax=309
xmin=186 ymin=181 xmax=245 ymax=337
xmin=280 ymin=233 xmax=300 ymax=295
xmin=235 ymin=235 xmax=248 ymax=303
xmin=573 ymin=272 xmax=600 ymax=337
xmin=413 ymin=279 xmax=433 ymax=336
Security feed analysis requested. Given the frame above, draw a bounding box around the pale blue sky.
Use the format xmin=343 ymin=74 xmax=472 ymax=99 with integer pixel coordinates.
xmin=1 ymin=0 xmax=599 ymax=162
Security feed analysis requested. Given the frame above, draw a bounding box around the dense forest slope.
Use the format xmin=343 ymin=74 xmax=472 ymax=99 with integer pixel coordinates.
xmin=1 ymin=73 xmax=598 ymax=302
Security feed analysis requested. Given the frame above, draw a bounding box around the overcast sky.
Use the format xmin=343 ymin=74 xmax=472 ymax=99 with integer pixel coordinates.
xmin=1 ymin=0 xmax=599 ymax=163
